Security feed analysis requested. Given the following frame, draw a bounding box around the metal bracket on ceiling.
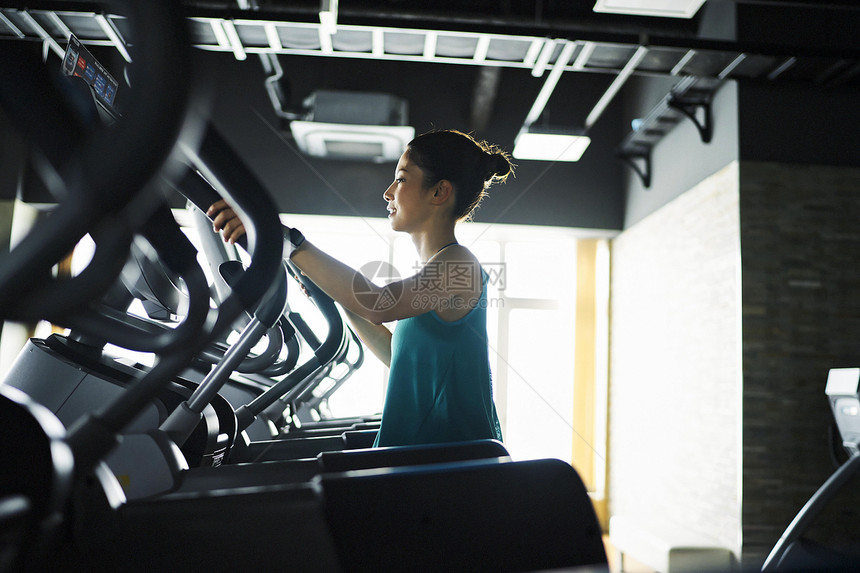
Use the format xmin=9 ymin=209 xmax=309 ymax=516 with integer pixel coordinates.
xmin=667 ymin=91 xmax=713 ymax=143
xmin=618 ymin=147 xmax=651 ymax=189
xmin=616 ymin=76 xmax=720 ymax=189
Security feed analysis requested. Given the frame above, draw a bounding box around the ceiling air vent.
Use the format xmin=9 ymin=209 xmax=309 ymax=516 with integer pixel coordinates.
xmin=593 ymin=0 xmax=707 ymax=18
xmin=290 ymin=90 xmax=415 ymax=163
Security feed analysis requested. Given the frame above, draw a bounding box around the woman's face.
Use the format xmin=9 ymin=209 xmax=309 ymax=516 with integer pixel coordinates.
xmin=383 ymin=151 xmax=433 ymax=232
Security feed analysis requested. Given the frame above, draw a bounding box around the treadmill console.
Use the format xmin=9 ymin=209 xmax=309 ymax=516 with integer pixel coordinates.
xmin=62 ymin=33 xmax=119 ymax=112
xmin=826 ymin=368 xmax=860 ymax=455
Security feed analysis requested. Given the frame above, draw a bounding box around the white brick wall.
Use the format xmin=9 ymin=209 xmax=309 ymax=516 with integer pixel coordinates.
xmin=609 ymin=161 xmax=742 ymax=558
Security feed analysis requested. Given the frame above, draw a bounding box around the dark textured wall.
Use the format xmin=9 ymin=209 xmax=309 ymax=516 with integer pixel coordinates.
xmin=739 ymin=161 xmax=860 ymax=563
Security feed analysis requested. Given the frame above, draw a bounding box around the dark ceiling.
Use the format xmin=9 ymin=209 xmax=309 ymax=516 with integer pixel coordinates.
xmin=1 ymin=0 xmax=859 ymax=229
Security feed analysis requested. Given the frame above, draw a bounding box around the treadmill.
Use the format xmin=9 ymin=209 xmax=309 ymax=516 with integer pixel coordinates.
xmin=762 ymin=367 xmax=860 ymax=571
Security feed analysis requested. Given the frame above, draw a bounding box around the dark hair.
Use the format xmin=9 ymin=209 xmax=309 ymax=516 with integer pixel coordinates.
xmin=406 ymin=129 xmax=514 ymax=222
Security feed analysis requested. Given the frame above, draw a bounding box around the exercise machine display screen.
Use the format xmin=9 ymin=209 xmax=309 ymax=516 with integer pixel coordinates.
xmin=62 ymin=34 xmax=118 ymax=109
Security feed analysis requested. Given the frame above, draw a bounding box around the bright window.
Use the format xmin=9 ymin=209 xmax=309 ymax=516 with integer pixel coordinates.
xmin=505 ymin=308 xmax=575 ymax=462
xmin=287 ymin=214 xmax=609 ymax=473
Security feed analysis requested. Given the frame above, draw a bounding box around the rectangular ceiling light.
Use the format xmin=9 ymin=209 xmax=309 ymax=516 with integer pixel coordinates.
xmin=512 ymin=128 xmax=591 ymax=162
xmin=593 ymin=0 xmax=707 ymax=18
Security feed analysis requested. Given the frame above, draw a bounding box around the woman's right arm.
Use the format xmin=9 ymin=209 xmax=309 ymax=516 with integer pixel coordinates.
xmin=341 ymin=307 xmax=392 ymax=368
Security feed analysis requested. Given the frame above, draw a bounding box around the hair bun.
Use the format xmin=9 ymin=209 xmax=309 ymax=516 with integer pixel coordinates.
xmin=484 ymin=149 xmax=513 ymax=182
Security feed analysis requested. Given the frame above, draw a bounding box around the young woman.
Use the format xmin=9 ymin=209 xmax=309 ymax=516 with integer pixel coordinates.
xmin=208 ymin=129 xmax=514 ymax=447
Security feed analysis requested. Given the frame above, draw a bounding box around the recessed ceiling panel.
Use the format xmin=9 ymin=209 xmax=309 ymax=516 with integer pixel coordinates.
xmin=383 ymin=31 xmax=425 ymax=56
xmin=280 ymin=25 xmax=321 ymax=50
xmin=435 ymin=34 xmax=479 ymax=58
xmin=486 ymin=37 xmax=534 ymax=64
xmin=331 ymin=29 xmax=373 ymax=53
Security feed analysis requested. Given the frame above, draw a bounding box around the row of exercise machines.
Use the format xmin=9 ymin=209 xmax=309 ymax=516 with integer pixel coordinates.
xmin=0 ymin=4 xmax=607 ymax=571
xmin=3 ymin=4 xmax=859 ymax=572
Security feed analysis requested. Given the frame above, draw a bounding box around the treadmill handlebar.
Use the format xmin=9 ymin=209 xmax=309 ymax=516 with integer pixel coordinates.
xmin=286 ymin=262 xmax=345 ymax=363
xmin=178 ymin=126 xmax=283 ymax=315
xmin=235 ymin=275 xmax=347 ymax=432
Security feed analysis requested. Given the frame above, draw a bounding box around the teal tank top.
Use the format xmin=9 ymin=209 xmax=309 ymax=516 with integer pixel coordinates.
xmin=374 ymin=269 xmax=503 ymax=447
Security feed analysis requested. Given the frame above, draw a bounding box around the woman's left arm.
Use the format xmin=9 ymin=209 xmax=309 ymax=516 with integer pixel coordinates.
xmin=291 ymin=243 xmax=481 ymax=324
xmin=208 ymin=202 xmax=479 ymax=324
